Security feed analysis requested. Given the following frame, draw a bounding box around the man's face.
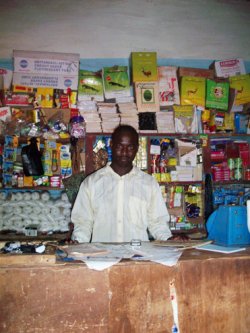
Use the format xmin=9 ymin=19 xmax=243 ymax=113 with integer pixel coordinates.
xmin=111 ymin=130 xmax=138 ymax=170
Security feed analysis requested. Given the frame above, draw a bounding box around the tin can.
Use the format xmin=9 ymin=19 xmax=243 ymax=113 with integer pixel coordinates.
xmin=227 ymin=158 xmax=235 ymax=170
xmin=234 ymin=158 xmax=242 ymax=168
xmin=234 ymin=168 xmax=242 ymax=180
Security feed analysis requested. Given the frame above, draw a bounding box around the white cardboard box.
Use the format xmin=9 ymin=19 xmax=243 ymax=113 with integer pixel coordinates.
xmin=213 ymin=58 xmax=246 ymax=78
xmin=13 ymin=72 xmax=78 ymax=90
xmin=13 ymin=50 xmax=80 ymax=75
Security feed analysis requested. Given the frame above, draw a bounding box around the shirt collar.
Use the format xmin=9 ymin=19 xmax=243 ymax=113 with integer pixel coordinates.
xmin=105 ymin=163 xmax=138 ymax=178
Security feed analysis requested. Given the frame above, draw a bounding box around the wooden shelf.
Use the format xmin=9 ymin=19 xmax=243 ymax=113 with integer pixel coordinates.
xmin=213 ymin=180 xmax=250 ymax=186
xmin=159 ymin=181 xmax=203 ymax=186
xmin=0 ymin=232 xmax=67 ymax=242
xmin=0 ymin=135 xmax=70 ymax=144
xmin=1 ymin=186 xmax=64 ymax=191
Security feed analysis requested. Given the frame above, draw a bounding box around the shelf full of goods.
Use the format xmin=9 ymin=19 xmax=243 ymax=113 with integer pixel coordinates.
xmin=0 ymin=51 xmax=86 ymax=191
xmin=0 ymin=50 xmax=250 ymax=238
xmin=0 ymin=51 xmax=85 ymax=239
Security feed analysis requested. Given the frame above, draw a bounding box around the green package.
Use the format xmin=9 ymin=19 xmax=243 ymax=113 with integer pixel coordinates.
xmin=78 ymin=70 xmax=104 ymax=101
xmin=206 ymin=79 xmax=229 ymax=111
xmin=102 ymin=66 xmax=130 ymax=99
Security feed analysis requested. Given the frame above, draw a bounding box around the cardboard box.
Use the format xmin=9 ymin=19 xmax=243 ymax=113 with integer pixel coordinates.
xmin=4 ymin=91 xmax=35 ymax=106
xmin=180 ymin=76 xmax=206 ymax=107
xmin=36 ymin=87 xmax=54 ymax=108
xmin=13 ymin=50 xmax=80 ymax=75
xmin=205 ymin=79 xmax=230 ymax=111
xmin=177 ymin=139 xmax=198 ymax=167
xmin=135 ymin=81 xmax=160 ymax=112
xmin=178 ymin=67 xmax=214 ymax=79
xmin=229 ymin=74 xmax=250 ymax=105
xmin=13 ymin=72 xmax=78 ymax=90
xmin=179 ymin=147 xmax=197 ymax=167
xmin=131 ymin=52 xmax=158 ymax=82
xmin=158 ymin=66 xmax=180 ymax=106
xmin=210 ymin=58 xmax=246 ymax=78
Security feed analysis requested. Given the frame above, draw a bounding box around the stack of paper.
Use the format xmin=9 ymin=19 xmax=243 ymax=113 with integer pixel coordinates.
xmin=156 ymin=110 xmax=175 ymax=133
xmin=98 ymin=102 xmax=120 ymax=133
xmin=116 ymin=96 xmax=135 ymax=104
xmin=118 ymin=102 xmax=139 ymax=130
xmin=78 ymin=100 xmax=102 ymax=133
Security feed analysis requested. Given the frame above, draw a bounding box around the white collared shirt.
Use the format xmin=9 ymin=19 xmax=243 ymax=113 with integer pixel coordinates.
xmin=71 ymin=164 xmax=172 ymax=242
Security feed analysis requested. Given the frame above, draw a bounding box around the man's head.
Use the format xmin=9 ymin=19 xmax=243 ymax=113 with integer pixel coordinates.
xmin=110 ymin=125 xmax=139 ymax=176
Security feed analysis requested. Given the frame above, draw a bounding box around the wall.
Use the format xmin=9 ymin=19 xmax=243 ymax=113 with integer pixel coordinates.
xmin=1 ymin=0 xmax=250 ymax=62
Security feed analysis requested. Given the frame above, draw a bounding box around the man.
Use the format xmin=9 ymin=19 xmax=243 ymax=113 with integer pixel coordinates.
xmin=71 ymin=124 xmax=173 ymax=243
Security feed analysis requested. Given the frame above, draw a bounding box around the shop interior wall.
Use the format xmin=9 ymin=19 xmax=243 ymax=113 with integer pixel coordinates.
xmin=0 ymin=0 xmax=250 ymax=69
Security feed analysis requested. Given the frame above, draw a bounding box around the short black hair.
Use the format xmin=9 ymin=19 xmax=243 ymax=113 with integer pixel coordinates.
xmin=112 ymin=125 xmax=139 ymax=144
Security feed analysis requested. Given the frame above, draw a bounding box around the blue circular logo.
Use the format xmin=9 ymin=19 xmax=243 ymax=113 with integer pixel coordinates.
xmin=20 ymin=59 xmax=28 ymax=68
xmin=64 ymin=79 xmax=72 ymax=87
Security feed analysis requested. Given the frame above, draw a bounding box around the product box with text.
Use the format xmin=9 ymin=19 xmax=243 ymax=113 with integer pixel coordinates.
xmin=131 ymin=52 xmax=158 ymax=82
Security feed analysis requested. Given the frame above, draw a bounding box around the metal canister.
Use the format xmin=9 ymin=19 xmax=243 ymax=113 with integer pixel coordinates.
xmin=227 ymin=158 xmax=235 ymax=170
xmin=234 ymin=168 xmax=242 ymax=180
xmin=234 ymin=158 xmax=242 ymax=168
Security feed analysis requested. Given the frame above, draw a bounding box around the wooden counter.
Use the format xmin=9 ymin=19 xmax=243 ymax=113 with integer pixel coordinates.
xmin=0 ymin=248 xmax=250 ymax=333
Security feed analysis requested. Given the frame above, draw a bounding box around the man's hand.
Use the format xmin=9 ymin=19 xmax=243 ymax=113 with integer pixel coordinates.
xmin=62 ymin=222 xmax=79 ymax=245
xmin=168 ymin=234 xmax=190 ymax=242
xmin=64 ymin=239 xmax=79 ymax=245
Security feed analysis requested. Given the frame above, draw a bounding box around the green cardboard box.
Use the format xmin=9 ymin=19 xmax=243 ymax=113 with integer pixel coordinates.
xmin=131 ymin=52 xmax=158 ymax=82
xmin=206 ymin=79 xmax=229 ymax=111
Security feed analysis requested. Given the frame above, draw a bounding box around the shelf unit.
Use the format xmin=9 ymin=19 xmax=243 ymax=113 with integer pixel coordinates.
xmin=202 ymin=132 xmax=250 ymax=215
xmin=84 ymin=132 xmax=205 ymax=233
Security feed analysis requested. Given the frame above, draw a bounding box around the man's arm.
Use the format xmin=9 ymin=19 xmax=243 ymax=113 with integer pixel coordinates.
xmin=71 ymin=180 xmax=94 ymax=243
xmin=147 ymin=179 xmax=172 ymax=241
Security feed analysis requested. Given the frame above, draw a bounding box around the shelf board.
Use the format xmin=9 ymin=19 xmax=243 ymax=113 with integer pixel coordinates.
xmin=213 ymin=180 xmax=250 ymax=185
xmin=159 ymin=181 xmax=203 ymax=186
xmin=0 ymin=232 xmax=67 ymax=242
xmin=1 ymin=186 xmax=64 ymax=191
xmin=0 ymin=135 xmax=70 ymax=144
xmin=208 ymin=133 xmax=249 ymax=137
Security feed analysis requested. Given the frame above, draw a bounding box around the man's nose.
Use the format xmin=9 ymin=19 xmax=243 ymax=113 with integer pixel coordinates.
xmin=121 ymin=146 xmax=129 ymax=155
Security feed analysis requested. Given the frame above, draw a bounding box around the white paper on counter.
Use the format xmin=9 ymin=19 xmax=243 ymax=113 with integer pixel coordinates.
xmin=63 ymin=242 xmax=183 ymax=270
xmin=129 ymin=242 xmax=183 ymax=267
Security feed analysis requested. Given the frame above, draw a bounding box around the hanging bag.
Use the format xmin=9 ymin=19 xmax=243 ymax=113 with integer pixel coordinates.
xmin=21 ymin=137 xmax=44 ymax=176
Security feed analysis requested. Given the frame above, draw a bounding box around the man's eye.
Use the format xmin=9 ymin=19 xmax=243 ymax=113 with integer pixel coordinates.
xmin=128 ymin=146 xmax=136 ymax=151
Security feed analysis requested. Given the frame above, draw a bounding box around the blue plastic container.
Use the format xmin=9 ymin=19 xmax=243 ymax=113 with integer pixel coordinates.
xmin=207 ymin=205 xmax=250 ymax=246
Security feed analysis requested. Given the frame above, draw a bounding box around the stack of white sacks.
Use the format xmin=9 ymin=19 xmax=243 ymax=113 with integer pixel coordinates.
xmin=0 ymin=191 xmax=71 ymax=233
xmin=78 ymin=100 xmax=102 ymax=133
